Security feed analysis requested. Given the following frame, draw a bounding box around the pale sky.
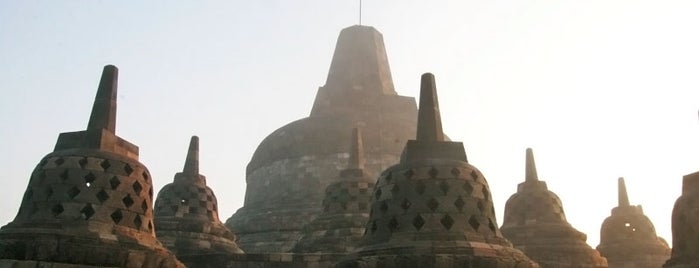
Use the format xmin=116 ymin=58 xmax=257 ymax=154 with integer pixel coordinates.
xmin=1 ymin=1 xmax=698 ymax=248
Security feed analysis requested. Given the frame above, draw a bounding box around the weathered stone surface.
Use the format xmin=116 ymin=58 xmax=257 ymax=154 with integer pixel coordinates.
xmin=154 ymin=136 xmax=244 ymax=258
xmin=226 ymin=25 xmax=418 ymax=253
xmin=337 ymin=73 xmax=538 ymax=268
xmin=597 ymin=177 xmax=670 ymax=268
xmin=501 ymin=148 xmax=608 ymax=268
xmin=293 ymin=128 xmax=376 ymax=253
xmin=0 ymin=65 xmax=183 ymax=268
xmin=664 ymin=171 xmax=699 ymax=268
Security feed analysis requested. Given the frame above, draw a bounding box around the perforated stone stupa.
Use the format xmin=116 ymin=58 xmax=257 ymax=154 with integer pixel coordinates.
xmin=226 ymin=25 xmax=418 ymax=253
xmin=500 ymin=148 xmax=607 ymax=268
xmin=154 ymin=136 xmax=244 ymax=259
xmin=664 ymin=171 xmax=699 ymax=268
xmin=597 ymin=177 xmax=669 ymax=268
xmin=0 ymin=65 xmax=183 ymax=268
xmin=293 ymin=128 xmax=376 ymax=253
xmin=337 ymin=73 xmax=538 ymax=268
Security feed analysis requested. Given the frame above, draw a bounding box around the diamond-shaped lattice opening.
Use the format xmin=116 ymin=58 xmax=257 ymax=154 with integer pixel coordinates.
xmin=477 ymin=200 xmax=486 ymax=213
xmin=401 ymin=198 xmax=411 ymax=211
xmin=488 ymin=218 xmax=497 ymax=233
xmin=482 ymin=186 xmax=490 ymax=201
xmin=427 ymin=198 xmax=439 ymax=212
xmin=141 ymin=200 xmax=148 ymax=212
xmin=403 ymin=169 xmax=414 ymax=179
xmin=100 ymin=159 xmax=111 ymax=171
xmin=23 ymin=188 xmax=33 ymax=203
xmin=79 ymin=157 xmax=88 ymax=169
xmin=51 ymin=204 xmax=64 ymax=216
xmin=385 ymin=172 xmax=393 ymax=183
xmin=109 ymin=176 xmax=120 ymax=190
xmin=132 ymin=181 xmax=142 ymax=194
xmin=148 ymin=221 xmax=153 ymax=231
xmin=96 ymin=189 xmax=109 ymax=203
xmin=470 ymin=170 xmax=479 ymax=182
xmin=123 ymin=195 xmax=134 ymax=207
xmin=81 ymin=204 xmax=95 ymax=219
xmin=379 ymin=201 xmax=389 ymax=214
xmin=134 ymin=215 xmax=142 ymax=228
xmin=142 ymin=171 xmax=149 ymax=182
xmin=412 ymin=214 xmax=425 ymax=230
xmin=148 ymin=187 xmax=153 ymax=198
xmin=124 ymin=164 xmax=134 ymax=176
xmin=59 ymin=170 xmax=69 ymax=181
xmin=391 ymin=184 xmax=400 ymax=195
xmin=54 ymin=157 xmax=65 ymax=166
xmin=441 ymin=214 xmax=454 ymax=230
xmin=415 ymin=180 xmax=426 ymax=195
xmin=451 ymin=167 xmax=461 ymax=177
xmin=439 ymin=180 xmax=449 ymax=194
xmin=428 ymin=167 xmax=439 ymax=178
xmin=111 ymin=210 xmax=123 ymax=224
xmin=463 ymin=181 xmax=474 ymax=195
xmin=84 ymin=173 xmax=96 ymax=187
xmin=67 ymin=186 xmax=80 ymax=199
xmin=375 ymin=189 xmax=382 ymax=199
xmin=388 ymin=217 xmax=399 ymax=232
xmin=454 ymin=197 xmax=465 ymax=211
xmin=469 ymin=216 xmax=480 ymax=231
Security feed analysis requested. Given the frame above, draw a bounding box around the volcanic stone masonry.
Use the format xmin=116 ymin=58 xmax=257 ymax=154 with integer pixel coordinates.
xmin=0 ymin=65 xmax=183 ymax=268
xmin=293 ymin=127 xmax=376 ymax=253
xmin=225 ymin=25 xmax=419 ymax=253
xmin=664 ymin=171 xmax=699 ymax=268
xmin=337 ymin=73 xmax=538 ymax=268
xmin=500 ymin=148 xmax=608 ymax=268
xmin=597 ymin=177 xmax=670 ymax=268
xmin=154 ymin=136 xmax=244 ymax=264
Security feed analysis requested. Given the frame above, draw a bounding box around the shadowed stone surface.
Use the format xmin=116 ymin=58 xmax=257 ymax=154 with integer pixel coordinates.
xmin=337 ymin=73 xmax=538 ymax=268
xmin=154 ymin=136 xmax=244 ymax=262
xmin=225 ymin=25 xmax=418 ymax=253
xmin=501 ymin=149 xmax=608 ymax=268
xmin=664 ymin=171 xmax=699 ymax=268
xmin=0 ymin=65 xmax=183 ymax=268
xmin=597 ymin=177 xmax=670 ymax=268
xmin=293 ymin=128 xmax=376 ymax=253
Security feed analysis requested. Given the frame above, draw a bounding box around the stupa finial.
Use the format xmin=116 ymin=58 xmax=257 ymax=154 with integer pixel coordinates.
xmin=618 ymin=177 xmax=630 ymax=207
xmin=416 ymin=73 xmax=444 ymax=142
xmin=87 ymin=65 xmax=118 ymax=132
xmin=525 ymin=148 xmax=539 ymax=182
xmin=183 ymin=136 xmax=199 ymax=175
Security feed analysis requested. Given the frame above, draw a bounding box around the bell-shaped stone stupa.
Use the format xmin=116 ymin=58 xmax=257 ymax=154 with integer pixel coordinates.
xmin=154 ymin=136 xmax=244 ymax=258
xmin=293 ymin=128 xmax=376 ymax=253
xmin=597 ymin=177 xmax=670 ymax=268
xmin=664 ymin=171 xmax=699 ymax=268
xmin=0 ymin=65 xmax=183 ymax=268
xmin=338 ymin=73 xmax=538 ymax=267
xmin=500 ymin=148 xmax=608 ymax=268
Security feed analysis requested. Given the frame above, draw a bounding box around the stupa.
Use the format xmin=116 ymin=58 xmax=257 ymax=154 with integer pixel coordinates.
xmin=154 ymin=136 xmax=244 ymax=259
xmin=293 ymin=128 xmax=376 ymax=253
xmin=597 ymin=177 xmax=669 ymax=268
xmin=500 ymin=148 xmax=608 ymax=268
xmin=0 ymin=65 xmax=183 ymax=267
xmin=337 ymin=73 xmax=538 ymax=267
xmin=226 ymin=25 xmax=418 ymax=253
xmin=664 ymin=171 xmax=699 ymax=268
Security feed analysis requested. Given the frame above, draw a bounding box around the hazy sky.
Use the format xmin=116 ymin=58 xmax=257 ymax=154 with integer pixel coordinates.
xmin=1 ymin=1 xmax=698 ymax=248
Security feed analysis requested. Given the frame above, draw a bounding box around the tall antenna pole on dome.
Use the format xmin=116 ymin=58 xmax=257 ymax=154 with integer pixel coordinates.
xmin=359 ymin=0 xmax=362 ymax=25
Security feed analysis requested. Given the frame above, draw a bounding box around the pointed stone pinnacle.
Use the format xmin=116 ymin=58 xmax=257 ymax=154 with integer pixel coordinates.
xmin=87 ymin=65 xmax=118 ymax=133
xmin=348 ymin=127 xmax=365 ymax=170
xmin=618 ymin=177 xmax=630 ymax=207
xmin=183 ymin=136 xmax=199 ymax=175
xmin=416 ymin=73 xmax=444 ymax=142
xmin=525 ymin=148 xmax=539 ymax=182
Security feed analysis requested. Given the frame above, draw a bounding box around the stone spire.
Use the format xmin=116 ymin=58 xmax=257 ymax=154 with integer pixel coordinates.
xmin=293 ymin=127 xmax=376 ymax=253
xmin=501 ymin=148 xmax=608 ymax=268
xmin=598 ymin=177 xmax=669 ymax=268
xmin=618 ymin=177 xmax=630 ymax=207
xmin=338 ymin=73 xmax=537 ymax=268
xmin=0 ymin=65 xmax=183 ymax=267
xmin=154 ymin=136 xmax=243 ymax=262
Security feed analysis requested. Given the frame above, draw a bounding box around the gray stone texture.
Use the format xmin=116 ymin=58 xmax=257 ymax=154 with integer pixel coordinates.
xmin=225 ymin=25 xmax=418 ymax=253
xmin=501 ymin=149 xmax=608 ymax=268
xmin=154 ymin=136 xmax=244 ymax=257
xmin=293 ymin=128 xmax=376 ymax=253
xmin=597 ymin=177 xmax=670 ymax=268
xmin=0 ymin=65 xmax=183 ymax=268
xmin=664 ymin=171 xmax=699 ymax=268
xmin=337 ymin=74 xmax=538 ymax=268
